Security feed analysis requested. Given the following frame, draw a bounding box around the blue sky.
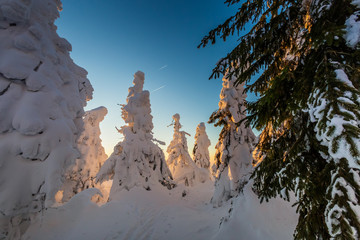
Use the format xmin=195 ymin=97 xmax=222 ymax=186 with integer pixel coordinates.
xmin=56 ymin=0 xmax=248 ymax=157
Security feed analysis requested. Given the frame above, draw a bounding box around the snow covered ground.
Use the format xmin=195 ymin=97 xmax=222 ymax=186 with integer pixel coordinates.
xmin=24 ymin=179 xmax=297 ymax=240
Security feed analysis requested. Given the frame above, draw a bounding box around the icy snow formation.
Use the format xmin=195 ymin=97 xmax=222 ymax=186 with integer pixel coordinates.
xmin=167 ymin=114 xmax=207 ymax=186
xmin=0 ymin=0 xmax=93 ymax=237
xmin=96 ymin=71 xmax=174 ymax=199
xmin=211 ymin=73 xmax=256 ymax=207
xmin=192 ymin=122 xmax=211 ymax=169
xmin=62 ymin=107 xmax=110 ymax=203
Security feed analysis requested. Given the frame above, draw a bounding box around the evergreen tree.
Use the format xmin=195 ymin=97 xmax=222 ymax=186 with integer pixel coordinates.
xmin=96 ymin=71 xmax=174 ymax=199
xmin=193 ymin=122 xmax=211 ymax=169
xmin=62 ymin=107 xmax=110 ymax=203
xmin=167 ymin=114 xmax=207 ymax=186
xmin=209 ymin=73 xmax=255 ymax=207
xmin=200 ymin=0 xmax=360 ymax=238
xmin=0 ymin=0 xmax=93 ymax=237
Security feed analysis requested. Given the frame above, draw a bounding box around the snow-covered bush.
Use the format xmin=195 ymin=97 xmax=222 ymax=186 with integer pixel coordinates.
xmin=167 ymin=114 xmax=207 ymax=186
xmin=192 ymin=122 xmax=211 ymax=169
xmin=209 ymin=73 xmax=255 ymax=207
xmin=62 ymin=107 xmax=110 ymax=203
xmin=96 ymin=71 xmax=174 ymax=199
xmin=0 ymin=0 xmax=93 ymax=237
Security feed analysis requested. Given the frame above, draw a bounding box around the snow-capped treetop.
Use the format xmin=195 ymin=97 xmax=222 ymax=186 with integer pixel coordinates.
xmin=119 ymin=71 xmax=153 ymax=138
xmin=195 ymin=122 xmax=206 ymax=135
xmin=171 ymin=113 xmax=182 ymax=131
xmin=167 ymin=113 xmax=192 ymax=169
xmin=128 ymin=71 xmax=144 ymax=96
xmin=219 ymin=76 xmax=246 ymax=123
xmin=212 ymin=73 xmax=256 ymax=146
xmin=97 ymin=72 xmax=173 ymax=197
xmin=85 ymin=106 xmax=108 ymax=126
xmin=193 ymin=122 xmax=211 ymax=169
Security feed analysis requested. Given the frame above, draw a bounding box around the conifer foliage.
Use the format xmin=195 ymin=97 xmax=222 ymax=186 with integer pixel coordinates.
xmin=209 ymin=74 xmax=255 ymax=207
xmin=200 ymin=0 xmax=360 ymax=238
xmin=96 ymin=71 xmax=173 ymax=199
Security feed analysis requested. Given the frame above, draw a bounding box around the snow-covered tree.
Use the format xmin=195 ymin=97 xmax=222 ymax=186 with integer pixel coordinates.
xmin=192 ymin=122 xmax=211 ymax=169
xmin=0 ymin=0 xmax=93 ymax=237
xmin=167 ymin=114 xmax=207 ymax=186
xmin=209 ymin=74 xmax=255 ymax=207
xmin=62 ymin=106 xmax=109 ymax=203
xmin=200 ymin=0 xmax=360 ymax=238
xmin=96 ymin=71 xmax=174 ymax=199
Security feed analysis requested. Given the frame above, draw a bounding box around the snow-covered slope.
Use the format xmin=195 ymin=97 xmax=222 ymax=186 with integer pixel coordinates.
xmin=23 ymin=180 xmax=298 ymax=240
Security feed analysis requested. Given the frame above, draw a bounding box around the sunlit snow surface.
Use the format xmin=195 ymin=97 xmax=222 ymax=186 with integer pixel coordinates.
xmin=24 ymin=180 xmax=297 ymax=240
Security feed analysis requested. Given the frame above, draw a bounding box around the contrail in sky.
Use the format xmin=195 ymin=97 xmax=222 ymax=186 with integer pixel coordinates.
xmin=152 ymin=85 xmax=166 ymax=93
xmin=159 ymin=65 xmax=168 ymax=70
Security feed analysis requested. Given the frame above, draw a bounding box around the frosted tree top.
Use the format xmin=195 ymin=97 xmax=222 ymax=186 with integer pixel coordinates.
xmin=128 ymin=71 xmax=145 ymax=96
xmin=219 ymin=74 xmax=247 ymax=124
xmin=119 ymin=71 xmax=154 ymax=139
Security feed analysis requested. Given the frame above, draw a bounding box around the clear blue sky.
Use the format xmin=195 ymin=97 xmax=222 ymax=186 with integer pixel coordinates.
xmin=56 ymin=0 xmax=250 ymax=157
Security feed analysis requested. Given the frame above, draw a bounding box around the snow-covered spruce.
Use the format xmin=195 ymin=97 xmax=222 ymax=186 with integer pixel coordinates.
xmin=0 ymin=0 xmax=93 ymax=238
xmin=192 ymin=122 xmax=211 ymax=169
xmin=96 ymin=71 xmax=174 ymax=199
xmin=167 ymin=114 xmax=207 ymax=186
xmin=301 ymin=1 xmax=360 ymax=238
xmin=62 ymin=107 xmax=110 ymax=203
xmin=209 ymin=73 xmax=256 ymax=207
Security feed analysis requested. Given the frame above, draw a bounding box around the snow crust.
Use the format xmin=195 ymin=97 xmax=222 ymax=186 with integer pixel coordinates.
xmin=193 ymin=122 xmax=211 ymax=169
xmin=0 ymin=0 xmax=92 ymax=236
xmin=96 ymin=71 xmax=173 ymax=199
xmin=167 ymin=114 xmax=208 ymax=186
